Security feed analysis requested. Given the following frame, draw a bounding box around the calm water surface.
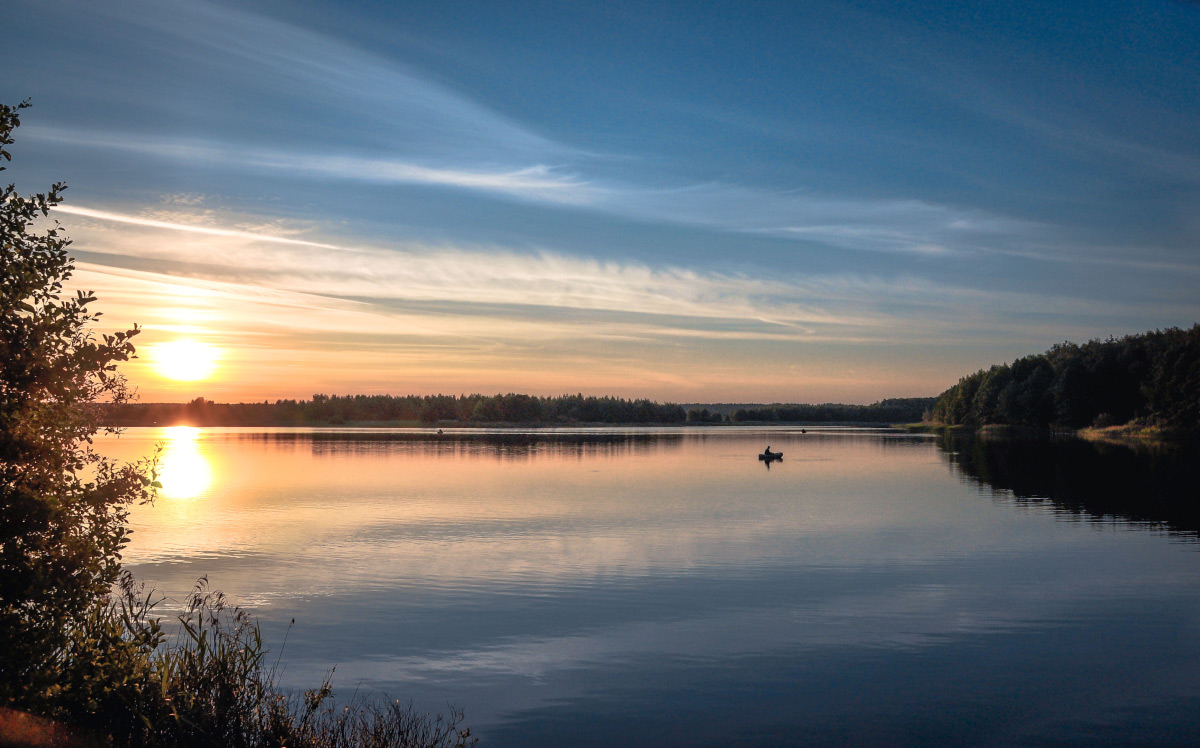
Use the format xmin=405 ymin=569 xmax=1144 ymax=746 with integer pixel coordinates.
xmin=99 ymin=427 xmax=1200 ymax=747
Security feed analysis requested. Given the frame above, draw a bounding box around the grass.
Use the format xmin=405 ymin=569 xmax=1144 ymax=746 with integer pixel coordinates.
xmin=1075 ymin=422 xmax=1193 ymax=447
xmin=911 ymin=419 xmax=1194 ymax=447
xmin=11 ymin=576 xmax=475 ymax=748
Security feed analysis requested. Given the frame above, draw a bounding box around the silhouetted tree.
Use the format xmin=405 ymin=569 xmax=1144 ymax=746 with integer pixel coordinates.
xmin=0 ymin=100 xmax=149 ymax=715
xmin=929 ymin=326 xmax=1200 ymax=431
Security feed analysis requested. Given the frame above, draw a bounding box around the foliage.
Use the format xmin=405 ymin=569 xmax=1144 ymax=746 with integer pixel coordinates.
xmin=685 ymin=407 xmax=725 ymax=423
xmin=0 ymin=99 xmax=148 ymax=714
xmin=729 ymin=397 xmax=937 ymax=424
xmin=68 ymin=578 xmax=476 ymax=748
xmin=108 ymin=395 xmax=945 ymax=428
xmin=928 ymin=326 xmax=1200 ymax=431
xmin=110 ymin=392 xmax=690 ymax=426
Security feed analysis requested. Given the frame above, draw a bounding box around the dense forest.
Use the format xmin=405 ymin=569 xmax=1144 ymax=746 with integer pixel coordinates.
xmin=928 ymin=325 xmax=1200 ymax=431
xmin=106 ymin=394 xmax=939 ymax=427
xmin=729 ymin=398 xmax=936 ymax=424
xmin=109 ymin=393 xmax=689 ymax=426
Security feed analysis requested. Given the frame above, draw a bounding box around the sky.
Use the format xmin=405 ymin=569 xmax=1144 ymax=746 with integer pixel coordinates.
xmin=5 ymin=0 xmax=1200 ymax=403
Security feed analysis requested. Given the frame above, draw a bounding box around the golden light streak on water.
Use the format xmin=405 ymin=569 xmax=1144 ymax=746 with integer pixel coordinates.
xmin=155 ymin=426 xmax=213 ymax=500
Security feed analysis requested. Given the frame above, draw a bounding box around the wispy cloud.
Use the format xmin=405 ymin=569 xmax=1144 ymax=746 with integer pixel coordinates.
xmin=603 ymin=184 xmax=1037 ymax=257
xmin=36 ymin=124 xmax=1043 ymax=258
xmin=32 ymin=128 xmax=593 ymax=205
xmin=55 ymin=205 xmax=342 ymax=250
xmin=64 ymin=203 xmax=1199 ymax=403
xmin=65 ymin=204 xmax=1182 ymax=344
xmin=113 ymin=0 xmax=567 ymax=162
xmin=16 ymin=0 xmax=1200 ymax=271
xmin=17 ymin=0 xmax=1045 ymax=258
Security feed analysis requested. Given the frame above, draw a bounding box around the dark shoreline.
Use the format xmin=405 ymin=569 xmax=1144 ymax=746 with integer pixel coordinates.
xmin=905 ymin=421 xmax=1199 ymax=447
xmin=937 ymin=429 xmax=1200 ymax=538
xmin=101 ymin=395 xmax=936 ymax=430
xmin=107 ymin=418 xmax=909 ymax=429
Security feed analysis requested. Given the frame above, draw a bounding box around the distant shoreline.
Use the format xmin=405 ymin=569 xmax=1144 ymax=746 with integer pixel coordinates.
xmin=102 ymin=395 xmax=937 ymax=430
xmin=109 ymin=417 xmax=911 ymax=429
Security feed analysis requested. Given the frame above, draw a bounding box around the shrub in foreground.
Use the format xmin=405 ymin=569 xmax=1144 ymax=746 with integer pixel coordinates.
xmin=59 ymin=577 xmax=475 ymax=748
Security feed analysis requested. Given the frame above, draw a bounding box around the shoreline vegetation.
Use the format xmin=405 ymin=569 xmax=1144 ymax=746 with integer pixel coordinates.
xmin=902 ymin=421 xmax=1194 ymax=448
xmin=105 ymin=396 xmax=938 ymax=429
xmin=921 ymin=325 xmax=1200 ymax=441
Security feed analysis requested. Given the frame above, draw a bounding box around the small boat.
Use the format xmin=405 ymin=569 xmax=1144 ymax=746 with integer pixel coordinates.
xmin=758 ymin=450 xmax=783 ymax=461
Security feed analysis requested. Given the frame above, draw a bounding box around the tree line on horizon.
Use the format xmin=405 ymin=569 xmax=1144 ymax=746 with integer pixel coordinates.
xmin=928 ymin=324 xmax=1200 ymax=431
xmin=110 ymin=393 xmax=690 ymax=426
xmin=107 ymin=394 xmax=941 ymax=427
xmin=729 ymin=397 xmax=936 ymax=424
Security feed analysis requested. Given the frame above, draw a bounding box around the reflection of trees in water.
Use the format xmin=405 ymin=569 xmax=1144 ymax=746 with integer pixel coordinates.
xmin=223 ymin=427 xmax=930 ymax=460
xmin=230 ymin=430 xmax=685 ymax=460
xmin=939 ymin=433 xmax=1200 ymax=538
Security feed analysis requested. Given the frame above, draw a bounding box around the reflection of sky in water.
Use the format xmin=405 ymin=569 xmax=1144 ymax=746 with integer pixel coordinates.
xmin=96 ymin=428 xmax=1200 ymax=748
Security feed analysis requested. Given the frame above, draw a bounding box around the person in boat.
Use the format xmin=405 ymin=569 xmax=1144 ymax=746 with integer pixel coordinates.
xmin=764 ymin=445 xmax=774 ymax=455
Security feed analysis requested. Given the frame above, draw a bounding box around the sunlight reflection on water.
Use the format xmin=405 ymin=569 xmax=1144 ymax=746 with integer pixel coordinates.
xmin=155 ymin=426 xmax=213 ymax=500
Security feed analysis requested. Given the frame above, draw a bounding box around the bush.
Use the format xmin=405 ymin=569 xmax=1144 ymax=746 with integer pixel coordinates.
xmin=0 ymin=98 xmax=148 ymax=716
xmin=81 ymin=578 xmax=476 ymax=748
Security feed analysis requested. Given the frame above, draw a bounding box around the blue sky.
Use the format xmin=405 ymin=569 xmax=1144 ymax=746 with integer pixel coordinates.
xmin=5 ymin=0 xmax=1199 ymax=402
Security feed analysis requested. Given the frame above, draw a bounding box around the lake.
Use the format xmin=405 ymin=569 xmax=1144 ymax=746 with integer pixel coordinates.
xmin=98 ymin=426 xmax=1200 ymax=747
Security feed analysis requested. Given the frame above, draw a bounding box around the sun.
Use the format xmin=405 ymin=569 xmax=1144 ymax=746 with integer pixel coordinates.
xmin=151 ymin=340 xmax=219 ymax=381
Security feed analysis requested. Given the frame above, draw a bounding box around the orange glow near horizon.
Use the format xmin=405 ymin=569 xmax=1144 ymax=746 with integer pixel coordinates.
xmin=76 ymin=263 xmax=958 ymax=404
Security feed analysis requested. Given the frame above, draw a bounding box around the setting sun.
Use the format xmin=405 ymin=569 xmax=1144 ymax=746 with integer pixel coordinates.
xmin=150 ymin=340 xmax=219 ymax=382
